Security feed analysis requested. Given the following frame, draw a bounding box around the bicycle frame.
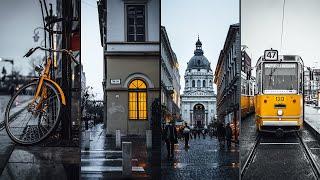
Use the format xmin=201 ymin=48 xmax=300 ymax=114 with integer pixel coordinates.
xmin=30 ymin=57 xmax=66 ymax=108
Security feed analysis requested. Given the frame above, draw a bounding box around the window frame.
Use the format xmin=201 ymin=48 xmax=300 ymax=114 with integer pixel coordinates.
xmin=125 ymin=4 xmax=146 ymax=42
xmin=128 ymin=79 xmax=148 ymax=120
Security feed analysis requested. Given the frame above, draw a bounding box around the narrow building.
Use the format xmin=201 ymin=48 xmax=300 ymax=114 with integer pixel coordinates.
xmin=214 ymin=23 xmax=240 ymax=140
xmin=101 ymin=0 xmax=160 ymax=135
xmin=161 ymin=26 xmax=181 ymax=124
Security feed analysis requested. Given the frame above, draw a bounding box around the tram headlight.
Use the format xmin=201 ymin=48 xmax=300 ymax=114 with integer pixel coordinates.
xmin=277 ymin=109 xmax=283 ymax=116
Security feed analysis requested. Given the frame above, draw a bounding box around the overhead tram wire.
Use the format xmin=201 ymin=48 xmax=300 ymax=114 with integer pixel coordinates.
xmin=280 ymin=0 xmax=286 ymax=53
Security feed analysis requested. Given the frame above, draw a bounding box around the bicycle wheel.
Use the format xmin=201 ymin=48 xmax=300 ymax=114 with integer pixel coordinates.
xmin=5 ymin=80 xmax=61 ymax=145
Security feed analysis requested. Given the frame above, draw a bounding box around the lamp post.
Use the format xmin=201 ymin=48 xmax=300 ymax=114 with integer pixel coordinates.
xmin=0 ymin=58 xmax=14 ymax=75
xmin=33 ymin=27 xmax=45 ymax=42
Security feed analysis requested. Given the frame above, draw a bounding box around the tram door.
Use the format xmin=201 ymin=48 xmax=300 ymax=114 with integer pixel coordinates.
xmin=193 ymin=104 xmax=205 ymax=128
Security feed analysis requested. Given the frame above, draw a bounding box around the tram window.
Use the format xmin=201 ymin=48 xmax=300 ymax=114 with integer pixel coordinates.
xmin=262 ymin=63 xmax=298 ymax=91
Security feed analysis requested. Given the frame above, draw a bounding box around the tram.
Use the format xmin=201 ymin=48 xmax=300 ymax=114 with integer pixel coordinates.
xmin=254 ymin=49 xmax=304 ymax=133
xmin=241 ymin=72 xmax=255 ymax=118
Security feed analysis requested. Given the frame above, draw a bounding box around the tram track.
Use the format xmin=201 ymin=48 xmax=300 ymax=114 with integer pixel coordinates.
xmin=296 ymin=132 xmax=320 ymax=179
xmin=241 ymin=133 xmax=261 ymax=178
xmin=241 ymin=131 xmax=320 ymax=179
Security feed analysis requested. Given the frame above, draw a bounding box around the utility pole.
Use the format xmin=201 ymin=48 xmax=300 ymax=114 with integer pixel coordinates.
xmin=61 ymin=0 xmax=73 ymax=140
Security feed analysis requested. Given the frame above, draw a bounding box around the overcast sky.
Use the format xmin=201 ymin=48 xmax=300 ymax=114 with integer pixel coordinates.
xmin=242 ymin=0 xmax=320 ymax=70
xmin=162 ymin=0 xmax=239 ymax=94
xmin=81 ymin=0 xmax=103 ymax=100
xmin=0 ymin=0 xmax=56 ymax=76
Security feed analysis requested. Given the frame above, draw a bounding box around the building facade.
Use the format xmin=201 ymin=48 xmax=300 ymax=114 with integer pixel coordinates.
xmin=214 ymin=24 xmax=240 ymax=140
xmin=161 ymin=26 xmax=181 ymax=123
xmin=304 ymin=68 xmax=320 ymax=102
xmin=101 ymin=0 xmax=160 ymax=135
xmin=180 ymin=38 xmax=216 ymax=128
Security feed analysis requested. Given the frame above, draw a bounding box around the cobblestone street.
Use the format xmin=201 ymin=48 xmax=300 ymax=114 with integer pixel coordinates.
xmin=161 ymin=136 xmax=239 ymax=180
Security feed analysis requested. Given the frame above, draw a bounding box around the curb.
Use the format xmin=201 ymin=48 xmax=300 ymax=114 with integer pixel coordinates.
xmin=304 ymin=121 xmax=320 ymax=141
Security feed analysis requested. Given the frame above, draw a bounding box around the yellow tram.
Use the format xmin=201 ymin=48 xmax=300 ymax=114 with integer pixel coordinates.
xmin=254 ymin=49 xmax=304 ymax=133
xmin=241 ymin=72 xmax=255 ymax=118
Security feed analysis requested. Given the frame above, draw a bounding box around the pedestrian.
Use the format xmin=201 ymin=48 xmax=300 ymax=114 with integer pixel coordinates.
xmin=194 ymin=128 xmax=197 ymax=139
xmin=202 ymin=128 xmax=206 ymax=139
xmin=221 ymin=124 xmax=226 ymax=144
xmin=183 ymin=122 xmax=191 ymax=148
xmin=217 ymin=122 xmax=222 ymax=142
xmin=164 ymin=120 xmax=178 ymax=160
xmin=225 ymin=123 xmax=232 ymax=148
xmin=197 ymin=127 xmax=201 ymax=139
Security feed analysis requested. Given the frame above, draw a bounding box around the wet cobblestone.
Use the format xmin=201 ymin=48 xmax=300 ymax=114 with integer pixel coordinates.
xmin=161 ymin=136 xmax=239 ymax=180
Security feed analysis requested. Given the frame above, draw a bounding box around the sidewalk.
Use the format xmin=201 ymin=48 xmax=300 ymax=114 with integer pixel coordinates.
xmin=161 ymin=136 xmax=239 ymax=180
xmin=80 ymin=123 xmax=152 ymax=179
xmin=0 ymin=126 xmax=79 ymax=180
xmin=304 ymin=105 xmax=320 ymax=137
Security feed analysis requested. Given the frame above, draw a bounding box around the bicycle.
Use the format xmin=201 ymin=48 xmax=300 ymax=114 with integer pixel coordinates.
xmin=4 ymin=46 xmax=78 ymax=145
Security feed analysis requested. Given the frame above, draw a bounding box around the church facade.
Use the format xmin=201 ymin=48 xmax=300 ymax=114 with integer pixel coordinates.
xmin=180 ymin=38 xmax=216 ymax=128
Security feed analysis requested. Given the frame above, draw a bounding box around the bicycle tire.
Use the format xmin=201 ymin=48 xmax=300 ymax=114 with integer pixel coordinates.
xmin=5 ymin=80 xmax=62 ymax=145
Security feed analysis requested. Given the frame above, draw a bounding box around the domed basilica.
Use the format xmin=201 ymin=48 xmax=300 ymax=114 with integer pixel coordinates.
xmin=180 ymin=37 xmax=216 ymax=128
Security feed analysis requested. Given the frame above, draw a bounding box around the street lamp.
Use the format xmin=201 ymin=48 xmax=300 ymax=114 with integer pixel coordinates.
xmin=0 ymin=58 xmax=14 ymax=80
xmin=33 ymin=27 xmax=45 ymax=42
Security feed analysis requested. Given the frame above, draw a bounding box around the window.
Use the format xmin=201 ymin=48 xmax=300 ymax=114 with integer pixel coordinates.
xmin=127 ymin=5 xmax=145 ymax=42
xmin=203 ymin=80 xmax=206 ymax=87
xmin=192 ymin=80 xmax=195 ymax=87
xmin=197 ymin=80 xmax=201 ymax=87
xmin=128 ymin=79 xmax=147 ymax=120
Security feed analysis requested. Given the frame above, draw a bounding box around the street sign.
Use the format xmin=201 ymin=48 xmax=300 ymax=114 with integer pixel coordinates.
xmin=264 ymin=49 xmax=278 ymax=61
xmin=110 ymin=79 xmax=121 ymax=85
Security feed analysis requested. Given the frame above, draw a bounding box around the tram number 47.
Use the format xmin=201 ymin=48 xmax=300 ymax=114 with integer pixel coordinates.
xmin=264 ymin=50 xmax=278 ymax=61
xmin=276 ymin=97 xmax=284 ymax=101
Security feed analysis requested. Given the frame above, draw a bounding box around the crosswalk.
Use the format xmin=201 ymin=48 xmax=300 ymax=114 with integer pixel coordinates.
xmin=81 ymin=149 xmax=145 ymax=178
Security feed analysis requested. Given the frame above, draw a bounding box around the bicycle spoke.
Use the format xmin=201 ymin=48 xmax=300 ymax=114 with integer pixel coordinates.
xmin=5 ymin=81 xmax=61 ymax=145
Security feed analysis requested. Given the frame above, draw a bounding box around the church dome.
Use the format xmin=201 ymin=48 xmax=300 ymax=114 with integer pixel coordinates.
xmin=187 ymin=36 xmax=211 ymax=71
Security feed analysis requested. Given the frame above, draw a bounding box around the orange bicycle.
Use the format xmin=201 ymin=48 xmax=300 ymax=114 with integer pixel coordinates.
xmin=4 ymin=46 xmax=78 ymax=145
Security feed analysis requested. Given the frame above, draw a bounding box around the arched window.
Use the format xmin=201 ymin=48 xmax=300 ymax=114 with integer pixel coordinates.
xmin=197 ymin=80 xmax=201 ymax=87
xmin=209 ymin=80 xmax=212 ymax=87
xmin=192 ymin=80 xmax=195 ymax=87
xmin=128 ymin=79 xmax=147 ymax=120
xmin=186 ymin=80 xmax=189 ymax=87
xmin=203 ymin=80 xmax=206 ymax=87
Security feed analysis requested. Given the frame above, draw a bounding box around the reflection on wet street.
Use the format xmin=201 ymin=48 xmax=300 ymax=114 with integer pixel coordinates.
xmin=0 ymin=95 xmax=80 ymax=180
xmin=80 ymin=123 xmax=151 ymax=179
xmin=161 ymin=136 xmax=239 ymax=180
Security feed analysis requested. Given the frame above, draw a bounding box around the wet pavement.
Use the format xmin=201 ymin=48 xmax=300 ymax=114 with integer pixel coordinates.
xmin=161 ymin=135 xmax=239 ymax=180
xmin=0 ymin=95 xmax=80 ymax=180
xmin=239 ymin=113 xmax=257 ymax=169
xmin=241 ymin=108 xmax=320 ymax=180
xmin=0 ymin=95 xmax=11 ymax=126
xmin=305 ymin=105 xmax=320 ymax=134
xmin=80 ymin=123 xmax=151 ymax=179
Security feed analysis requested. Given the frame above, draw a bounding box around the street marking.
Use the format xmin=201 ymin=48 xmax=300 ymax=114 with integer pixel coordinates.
xmin=81 ymin=158 xmax=138 ymax=162
xmin=260 ymin=142 xmax=299 ymax=145
xmin=81 ymin=150 xmax=122 ymax=153
xmin=81 ymin=166 xmax=145 ymax=172
xmin=309 ymin=147 xmax=320 ymax=150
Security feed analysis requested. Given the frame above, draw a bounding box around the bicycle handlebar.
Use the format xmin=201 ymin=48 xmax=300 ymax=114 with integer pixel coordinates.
xmin=23 ymin=46 xmax=79 ymax=65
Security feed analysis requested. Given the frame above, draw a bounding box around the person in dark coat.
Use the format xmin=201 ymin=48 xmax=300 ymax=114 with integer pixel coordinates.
xmin=164 ymin=121 xmax=178 ymax=159
xmin=217 ymin=122 xmax=226 ymax=147
xmin=225 ymin=123 xmax=232 ymax=148
xmin=183 ymin=122 xmax=191 ymax=149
